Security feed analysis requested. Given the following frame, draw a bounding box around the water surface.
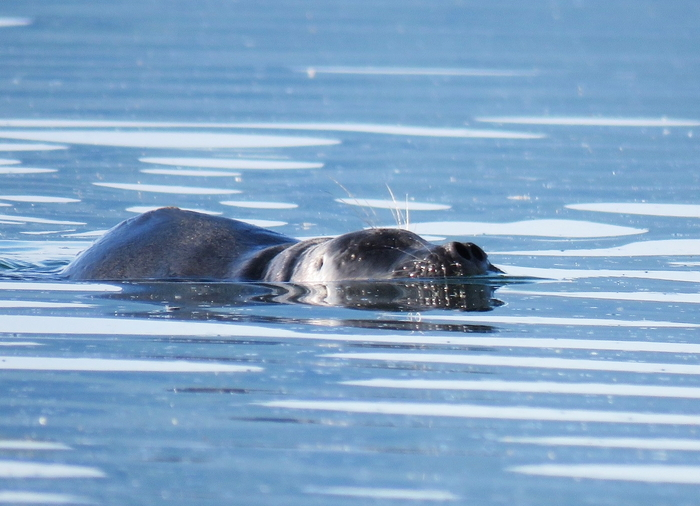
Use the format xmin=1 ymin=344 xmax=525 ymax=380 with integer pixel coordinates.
xmin=1 ymin=1 xmax=699 ymax=504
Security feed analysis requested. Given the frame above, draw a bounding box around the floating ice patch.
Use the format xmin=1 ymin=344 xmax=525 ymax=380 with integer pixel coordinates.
xmin=125 ymin=206 xmax=222 ymax=215
xmin=140 ymin=168 xmax=242 ymax=177
xmin=0 ymin=17 xmax=32 ymax=28
xmin=94 ymin=182 xmax=240 ymax=195
xmin=497 ymin=238 xmax=700 ymax=256
xmin=304 ymin=485 xmax=457 ymax=501
xmin=567 ymin=202 xmax=700 ymax=218
xmin=299 ymin=66 xmax=537 ymax=77
xmin=509 ymin=464 xmax=700 ymax=484
xmin=501 ymin=437 xmax=700 ymax=451
xmin=0 ymin=143 xmax=66 ymax=151
xmin=261 ymin=400 xmax=700 ymax=425
xmin=221 ymin=200 xmax=298 ymax=209
xmin=328 ymin=352 xmax=700 ymax=375
xmin=346 ymin=379 xmax=700 ymax=399
xmin=140 ymin=157 xmax=323 ymax=170
xmin=0 ymin=460 xmax=105 ymax=478
xmin=0 ymin=159 xmax=20 ymax=165
xmin=0 ymin=130 xmax=340 ymax=149
xmin=476 ymin=116 xmax=700 ymax=127
xmin=336 ymin=198 xmax=451 ymax=211
xmin=0 ymin=196 xmax=80 ymax=204
xmin=0 ymin=214 xmax=85 ymax=225
xmin=0 ymin=356 xmax=261 ymax=373
xmin=502 ymin=289 xmax=700 ymax=304
xmin=404 ymin=219 xmax=646 ymax=238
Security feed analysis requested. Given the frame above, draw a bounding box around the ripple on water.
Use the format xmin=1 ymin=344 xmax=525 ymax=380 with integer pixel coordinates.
xmin=140 ymin=168 xmax=242 ymax=177
xmin=497 ymin=238 xmax=700 ymax=256
xmin=0 ymin=196 xmax=80 ymax=203
xmin=0 ymin=166 xmax=57 ymax=174
xmin=509 ymin=464 xmax=700 ymax=484
xmin=476 ymin=116 xmax=700 ymax=127
xmin=336 ymin=198 xmax=451 ymax=211
xmin=0 ymin=143 xmax=67 ymax=151
xmin=0 ymin=130 xmax=340 ymax=149
xmin=140 ymin=157 xmax=324 ymax=170
xmin=567 ymin=202 xmax=700 ymax=218
xmin=0 ymin=460 xmax=104 ymax=478
xmin=0 ymin=17 xmax=33 ymax=28
xmin=303 ymin=485 xmax=458 ymax=501
xmin=125 ymin=206 xmax=222 ymax=215
xmin=0 ymin=214 xmax=85 ymax=225
xmin=0 ymin=119 xmax=542 ymax=140
xmin=93 ymin=182 xmax=241 ymax=195
xmin=220 ymin=200 xmax=298 ymax=209
xmin=298 ymin=65 xmax=538 ymax=77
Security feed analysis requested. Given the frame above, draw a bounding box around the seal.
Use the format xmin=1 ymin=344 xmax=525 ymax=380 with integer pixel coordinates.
xmin=62 ymin=207 xmax=502 ymax=282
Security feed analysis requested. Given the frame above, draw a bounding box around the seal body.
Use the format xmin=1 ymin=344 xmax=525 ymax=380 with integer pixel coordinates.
xmin=62 ymin=207 xmax=501 ymax=282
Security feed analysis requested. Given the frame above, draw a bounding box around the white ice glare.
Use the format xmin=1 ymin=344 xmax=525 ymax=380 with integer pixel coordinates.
xmin=0 ymin=130 xmax=340 ymax=148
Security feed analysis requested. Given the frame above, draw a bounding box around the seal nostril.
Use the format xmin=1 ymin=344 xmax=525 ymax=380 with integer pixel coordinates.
xmin=451 ymin=242 xmax=472 ymax=260
xmin=467 ymin=243 xmax=487 ymax=262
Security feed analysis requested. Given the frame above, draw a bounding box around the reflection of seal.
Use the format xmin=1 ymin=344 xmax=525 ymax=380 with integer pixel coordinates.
xmin=63 ymin=207 xmax=502 ymax=282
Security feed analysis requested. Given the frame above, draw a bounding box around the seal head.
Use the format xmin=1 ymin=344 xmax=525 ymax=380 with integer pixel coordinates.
xmin=262 ymin=228 xmax=501 ymax=282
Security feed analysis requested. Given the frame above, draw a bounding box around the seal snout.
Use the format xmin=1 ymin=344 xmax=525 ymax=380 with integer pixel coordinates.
xmin=442 ymin=241 xmax=503 ymax=275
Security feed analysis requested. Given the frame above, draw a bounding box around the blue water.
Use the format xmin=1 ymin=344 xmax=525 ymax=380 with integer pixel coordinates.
xmin=1 ymin=1 xmax=700 ymax=504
